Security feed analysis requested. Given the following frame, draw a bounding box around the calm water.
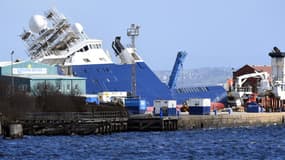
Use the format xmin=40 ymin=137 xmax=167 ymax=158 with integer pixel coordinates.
xmin=1 ymin=125 xmax=285 ymax=160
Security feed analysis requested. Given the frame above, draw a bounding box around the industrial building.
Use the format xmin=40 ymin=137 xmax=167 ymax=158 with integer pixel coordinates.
xmin=233 ymin=65 xmax=272 ymax=93
xmin=0 ymin=60 xmax=86 ymax=95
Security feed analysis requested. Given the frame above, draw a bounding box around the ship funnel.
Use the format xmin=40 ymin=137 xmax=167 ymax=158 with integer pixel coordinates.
xmin=112 ymin=36 xmax=125 ymax=56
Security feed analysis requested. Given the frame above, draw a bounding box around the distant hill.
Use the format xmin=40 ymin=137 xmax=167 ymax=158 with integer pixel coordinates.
xmin=154 ymin=67 xmax=232 ymax=87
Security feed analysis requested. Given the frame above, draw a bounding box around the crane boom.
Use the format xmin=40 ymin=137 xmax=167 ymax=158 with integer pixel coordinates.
xmin=235 ymin=71 xmax=269 ymax=90
xmin=168 ymin=51 xmax=188 ymax=89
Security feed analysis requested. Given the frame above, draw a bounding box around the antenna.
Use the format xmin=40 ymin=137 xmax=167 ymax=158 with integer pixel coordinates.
xmin=127 ymin=24 xmax=140 ymax=48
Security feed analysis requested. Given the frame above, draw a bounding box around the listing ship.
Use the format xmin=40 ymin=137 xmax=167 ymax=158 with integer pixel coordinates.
xmin=20 ymin=8 xmax=227 ymax=107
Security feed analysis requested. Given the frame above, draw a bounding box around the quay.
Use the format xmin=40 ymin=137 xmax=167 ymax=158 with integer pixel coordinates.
xmin=178 ymin=112 xmax=285 ymax=129
xmin=2 ymin=111 xmax=285 ymax=138
xmin=128 ymin=115 xmax=178 ymax=131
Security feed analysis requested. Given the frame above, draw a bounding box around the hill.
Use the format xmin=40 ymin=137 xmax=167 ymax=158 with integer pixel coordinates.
xmin=154 ymin=67 xmax=232 ymax=87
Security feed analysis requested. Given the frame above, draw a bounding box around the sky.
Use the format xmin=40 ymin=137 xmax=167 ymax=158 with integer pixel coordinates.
xmin=1 ymin=0 xmax=285 ymax=71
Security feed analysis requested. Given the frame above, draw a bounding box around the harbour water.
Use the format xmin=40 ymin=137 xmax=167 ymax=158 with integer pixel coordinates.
xmin=1 ymin=125 xmax=285 ymax=160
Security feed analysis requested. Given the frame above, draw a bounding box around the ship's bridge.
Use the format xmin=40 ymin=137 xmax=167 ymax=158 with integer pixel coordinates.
xmin=63 ymin=39 xmax=113 ymax=66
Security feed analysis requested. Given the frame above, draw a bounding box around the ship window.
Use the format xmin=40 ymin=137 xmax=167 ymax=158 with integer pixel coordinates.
xmin=83 ymin=58 xmax=91 ymax=62
xmin=89 ymin=44 xmax=93 ymax=49
xmin=84 ymin=45 xmax=89 ymax=51
xmin=92 ymin=44 xmax=97 ymax=49
xmin=187 ymin=88 xmax=190 ymax=93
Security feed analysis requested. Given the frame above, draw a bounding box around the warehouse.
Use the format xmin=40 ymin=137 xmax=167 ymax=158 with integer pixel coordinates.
xmin=0 ymin=60 xmax=86 ymax=96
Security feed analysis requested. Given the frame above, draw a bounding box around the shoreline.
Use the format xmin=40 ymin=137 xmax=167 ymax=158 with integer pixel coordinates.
xmin=2 ymin=111 xmax=285 ymax=138
xmin=178 ymin=112 xmax=285 ymax=130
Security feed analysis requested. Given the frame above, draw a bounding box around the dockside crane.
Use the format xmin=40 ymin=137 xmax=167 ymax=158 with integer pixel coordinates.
xmin=168 ymin=51 xmax=188 ymax=89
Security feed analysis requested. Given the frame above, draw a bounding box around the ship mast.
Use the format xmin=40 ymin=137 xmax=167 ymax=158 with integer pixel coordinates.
xmin=127 ymin=24 xmax=140 ymax=97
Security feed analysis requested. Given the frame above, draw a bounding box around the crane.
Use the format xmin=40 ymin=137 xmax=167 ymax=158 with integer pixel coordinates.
xmin=168 ymin=51 xmax=188 ymax=89
xmin=234 ymin=71 xmax=271 ymax=97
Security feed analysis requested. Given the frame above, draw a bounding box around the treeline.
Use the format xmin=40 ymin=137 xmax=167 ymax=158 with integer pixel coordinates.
xmin=0 ymin=79 xmax=87 ymax=120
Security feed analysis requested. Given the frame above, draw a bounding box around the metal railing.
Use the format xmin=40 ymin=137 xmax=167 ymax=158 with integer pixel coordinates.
xmin=20 ymin=111 xmax=128 ymax=122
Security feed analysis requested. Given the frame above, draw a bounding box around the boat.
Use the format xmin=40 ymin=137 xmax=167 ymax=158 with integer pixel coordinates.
xmin=20 ymin=8 xmax=227 ymax=107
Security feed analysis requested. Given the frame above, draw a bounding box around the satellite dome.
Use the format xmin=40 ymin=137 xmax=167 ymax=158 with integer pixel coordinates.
xmin=29 ymin=15 xmax=48 ymax=33
xmin=72 ymin=23 xmax=84 ymax=33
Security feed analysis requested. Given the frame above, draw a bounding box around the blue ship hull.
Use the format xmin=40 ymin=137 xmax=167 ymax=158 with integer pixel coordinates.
xmin=72 ymin=62 xmax=227 ymax=106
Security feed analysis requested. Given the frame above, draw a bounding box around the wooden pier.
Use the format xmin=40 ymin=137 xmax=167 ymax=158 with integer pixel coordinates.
xmin=12 ymin=111 xmax=128 ymax=135
xmin=128 ymin=115 xmax=178 ymax=131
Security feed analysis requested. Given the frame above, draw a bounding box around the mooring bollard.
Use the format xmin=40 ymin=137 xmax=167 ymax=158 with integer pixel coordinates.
xmin=176 ymin=110 xmax=180 ymax=118
xmin=214 ymin=109 xmax=217 ymax=116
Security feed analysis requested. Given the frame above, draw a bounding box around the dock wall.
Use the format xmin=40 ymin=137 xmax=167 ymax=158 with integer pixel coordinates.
xmin=178 ymin=113 xmax=285 ymax=129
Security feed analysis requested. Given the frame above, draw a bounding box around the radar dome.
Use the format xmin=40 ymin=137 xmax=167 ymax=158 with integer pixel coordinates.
xmin=72 ymin=23 xmax=84 ymax=33
xmin=29 ymin=15 xmax=48 ymax=33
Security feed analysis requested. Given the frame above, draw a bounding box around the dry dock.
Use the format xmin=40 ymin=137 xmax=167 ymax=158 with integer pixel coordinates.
xmin=178 ymin=112 xmax=285 ymax=129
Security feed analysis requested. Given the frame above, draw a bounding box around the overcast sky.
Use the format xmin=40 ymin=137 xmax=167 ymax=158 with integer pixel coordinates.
xmin=1 ymin=0 xmax=284 ymax=70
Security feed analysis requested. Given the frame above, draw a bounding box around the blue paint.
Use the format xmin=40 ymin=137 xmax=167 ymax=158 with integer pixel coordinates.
xmin=72 ymin=62 xmax=227 ymax=106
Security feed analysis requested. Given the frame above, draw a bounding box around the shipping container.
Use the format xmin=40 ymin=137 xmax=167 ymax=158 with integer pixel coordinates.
xmin=187 ymin=98 xmax=211 ymax=115
xmin=125 ymin=98 xmax=145 ymax=107
xmin=125 ymin=98 xmax=146 ymax=114
xmin=189 ymin=107 xmax=210 ymax=115
xmin=168 ymin=108 xmax=177 ymax=116
xmin=98 ymin=91 xmax=127 ymax=103
xmin=246 ymin=102 xmax=262 ymax=112
xmin=83 ymin=94 xmax=99 ymax=104
xmin=186 ymin=98 xmax=211 ymax=107
xmin=153 ymin=100 xmax=177 ymax=116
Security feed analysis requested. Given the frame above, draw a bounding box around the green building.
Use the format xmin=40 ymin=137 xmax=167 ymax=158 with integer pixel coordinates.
xmin=0 ymin=60 xmax=86 ymax=95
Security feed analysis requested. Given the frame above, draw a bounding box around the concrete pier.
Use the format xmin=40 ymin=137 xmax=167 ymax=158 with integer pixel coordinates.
xmin=178 ymin=112 xmax=285 ymax=129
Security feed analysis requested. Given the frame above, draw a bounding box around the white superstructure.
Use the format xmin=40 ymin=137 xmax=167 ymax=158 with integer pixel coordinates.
xmin=20 ymin=8 xmax=142 ymax=67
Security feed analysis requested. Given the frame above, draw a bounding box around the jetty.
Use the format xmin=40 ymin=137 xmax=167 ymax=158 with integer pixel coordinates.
xmin=178 ymin=112 xmax=285 ymax=129
xmin=1 ymin=111 xmax=128 ymax=137
xmin=2 ymin=109 xmax=285 ymax=138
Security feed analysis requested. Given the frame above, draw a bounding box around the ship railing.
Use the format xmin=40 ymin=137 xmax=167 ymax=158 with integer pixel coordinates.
xmin=236 ymin=87 xmax=252 ymax=93
xmin=19 ymin=111 xmax=128 ymax=122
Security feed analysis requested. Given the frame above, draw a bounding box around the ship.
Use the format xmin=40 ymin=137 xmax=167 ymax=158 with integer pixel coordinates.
xmin=20 ymin=8 xmax=227 ymax=107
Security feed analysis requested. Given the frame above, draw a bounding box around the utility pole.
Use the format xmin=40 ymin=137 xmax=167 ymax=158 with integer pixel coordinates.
xmin=10 ymin=50 xmax=14 ymax=96
xmin=127 ymin=24 xmax=140 ymax=97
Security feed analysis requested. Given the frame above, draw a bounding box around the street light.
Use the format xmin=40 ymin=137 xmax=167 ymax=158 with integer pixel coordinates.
xmin=11 ymin=50 xmax=14 ymax=95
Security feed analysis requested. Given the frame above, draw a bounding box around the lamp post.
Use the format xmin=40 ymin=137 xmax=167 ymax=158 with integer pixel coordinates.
xmin=11 ymin=50 xmax=14 ymax=96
